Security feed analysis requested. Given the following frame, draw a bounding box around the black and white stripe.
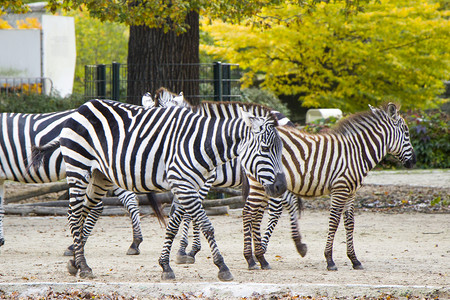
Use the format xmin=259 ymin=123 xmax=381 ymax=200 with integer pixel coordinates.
xmin=147 ymin=88 xmax=306 ymax=265
xmin=0 ymin=110 xmax=157 ymax=255
xmin=31 ymin=99 xmax=287 ymax=281
xmin=243 ymin=103 xmax=416 ymax=271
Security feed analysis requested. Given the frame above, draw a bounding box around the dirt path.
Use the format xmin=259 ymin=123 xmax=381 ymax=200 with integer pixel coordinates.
xmin=0 ymin=208 xmax=449 ymax=298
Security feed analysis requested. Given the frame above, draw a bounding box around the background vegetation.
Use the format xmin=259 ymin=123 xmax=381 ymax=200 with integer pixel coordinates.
xmin=201 ymin=0 xmax=449 ymax=113
xmin=0 ymin=0 xmax=448 ymax=169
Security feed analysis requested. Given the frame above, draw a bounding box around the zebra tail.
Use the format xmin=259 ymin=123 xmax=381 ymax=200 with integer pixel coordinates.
xmin=27 ymin=141 xmax=61 ymax=174
xmin=297 ymin=196 xmax=304 ymax=217
xmin=145 ymin=193 xmax=167 ymax=227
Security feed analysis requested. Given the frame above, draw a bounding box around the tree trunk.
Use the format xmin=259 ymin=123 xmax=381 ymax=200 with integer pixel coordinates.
xmin=126 ymin=11 xmax=200 ymax=105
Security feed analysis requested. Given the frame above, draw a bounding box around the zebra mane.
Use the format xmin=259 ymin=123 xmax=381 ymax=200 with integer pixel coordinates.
xmin=191 ymin=101 xmax=279 ymax=126
xmin=330 ymin=103 xmax=400 ymax=136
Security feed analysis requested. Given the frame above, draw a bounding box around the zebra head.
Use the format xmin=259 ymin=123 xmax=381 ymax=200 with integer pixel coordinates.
xmin=154 ymin=87 xmax=188 ymax=108
xmin=239 ymin=109 xmax=287 ymax=197
xmin=141 ymin=92 xmax=154 ymax=108
xmin=371 ymin=103 xmax=416 ymax=168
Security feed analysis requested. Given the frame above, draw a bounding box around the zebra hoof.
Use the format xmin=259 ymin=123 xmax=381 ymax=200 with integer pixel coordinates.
xmin=161 ymin=271 xmax=176 ymax=280
xmin=260 ymin=262 xmax=271 ymax=270
xmin=327 ymin=264 xmax=338 ymax=271
xmin=218 ymin=267 xmax=234 ymax=282
xmin=175 ymin=254 xmax=195 ymax=264
xmin=79 ymin=269 xmax=95 ymax=279
xmin=218 ymin=271 xmax=233 ymax=281
xmin=126 ymin=247 xmax=140 ymax=255
xmin=296 ymin=243 xmax=308 ymax=257
xmin=0 ymin=238 xmax=4 ymax=246
xmin=353 ymin=263 xmax=364 ymax=270
xmin=67 ymin=260 xmax=78 ymax=276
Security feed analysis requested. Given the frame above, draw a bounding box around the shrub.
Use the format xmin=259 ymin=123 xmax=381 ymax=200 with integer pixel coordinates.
xmin=0 ymin=94 xmax=86 ymax=113
xmin=240 ymin=88 xmax=291 ymax=118
xmin=405 ymin=109 xmax=450 ymax=169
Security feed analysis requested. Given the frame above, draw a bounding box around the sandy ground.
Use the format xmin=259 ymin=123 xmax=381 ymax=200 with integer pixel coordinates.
xmin=0 ymin=207 xmax=449 ymax=299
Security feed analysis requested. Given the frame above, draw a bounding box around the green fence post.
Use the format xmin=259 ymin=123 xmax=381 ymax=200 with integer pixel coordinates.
xmin=112 ymin=62 xmax=120 ymax=101
xmin=213 ymin=62 xmax=222 ymax=101
xmin=96 ymin=64 xmax=106 ymax=99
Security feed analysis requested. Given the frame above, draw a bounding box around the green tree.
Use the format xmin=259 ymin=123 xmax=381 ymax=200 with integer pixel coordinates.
xmin=201 ymin=0 xmax=450 ymax=112
xmin=3 ymin=0 xmax=370 ymax=105
xmin=66 ymin=11 xmax=128 ymax=94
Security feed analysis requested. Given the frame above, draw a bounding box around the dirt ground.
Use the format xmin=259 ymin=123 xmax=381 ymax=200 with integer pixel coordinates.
xmin=1 ymin=198 xmax=449 ymax=299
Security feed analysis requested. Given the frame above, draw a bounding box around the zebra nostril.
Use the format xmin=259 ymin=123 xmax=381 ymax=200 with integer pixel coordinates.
xmin=274 ymin=173 xmax=287 ymax=196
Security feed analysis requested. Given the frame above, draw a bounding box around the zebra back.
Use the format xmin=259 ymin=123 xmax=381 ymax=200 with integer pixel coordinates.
xmin=0 ymin=110 xmax=75 ymax=183
xmin=277 ymin=103 xmax=415 ymax=196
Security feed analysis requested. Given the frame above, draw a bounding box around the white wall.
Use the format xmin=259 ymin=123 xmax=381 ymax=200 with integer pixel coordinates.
xmin=0 ymin=14 xmax=76 ymax=97
xmin=0 ymin=29 xmax=41 ymax=78
xmin=41 ymin=15 xmax=76 ymax=97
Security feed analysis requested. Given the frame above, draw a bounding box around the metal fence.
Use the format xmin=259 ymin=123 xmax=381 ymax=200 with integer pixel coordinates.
xmin=85 ymin=62 xmax=241 ymax=102
xmin=0 ymin=77 xmax=53 ymax=96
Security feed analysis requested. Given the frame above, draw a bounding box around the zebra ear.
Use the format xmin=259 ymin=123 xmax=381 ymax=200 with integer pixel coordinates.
xmin=173 ymin=92 xmax=185 ymax=105
xmin=241 ymin=109 xmax=264 ymax=133
xmin=142 ymin=92 xmax=155 ymax=108
xmin=368 ymin=104 xmax=376 ymax=112
xmin=387 ymin=103 xmax=400 ymax=122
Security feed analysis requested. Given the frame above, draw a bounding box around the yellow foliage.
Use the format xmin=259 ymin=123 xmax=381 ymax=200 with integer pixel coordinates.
xmin=0 ymin=19 xmax=12 ymax=29
xmin=16 ymin=17 xmax=42 ymax=29
xmin=201 ymin=0 xmax=450 ymax=112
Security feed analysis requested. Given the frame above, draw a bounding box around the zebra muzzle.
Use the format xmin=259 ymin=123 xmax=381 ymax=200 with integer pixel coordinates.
xmin=264 ymin=172 xmax=287 ymax=197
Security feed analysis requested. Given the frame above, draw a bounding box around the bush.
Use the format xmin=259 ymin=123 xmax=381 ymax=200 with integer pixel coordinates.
xmin=0 ymin=94 xmax=86 ymax=113
xmin=240 ymin=88 xmax=291 ymax=118
xmin=405 ymin=109 xmax=450 ymax=169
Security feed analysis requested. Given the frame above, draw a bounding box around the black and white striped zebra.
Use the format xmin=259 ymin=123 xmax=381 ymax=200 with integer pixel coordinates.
xmin=146 ymin=88 xmax=307 ymax=265
xmin=0 ymin=110 xmax=163 ymax=255
xmin=243 ymin=103 xmax=416 ymax=271
xmin=30 ymin=99 xmax=287 ymax=281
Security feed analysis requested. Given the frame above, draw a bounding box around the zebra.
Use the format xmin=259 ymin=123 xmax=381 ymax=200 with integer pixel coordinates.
xmin=146 ymin=87 xmax=307 ymax=265
xmin=243 ymin=103 xmax=416 ymax=271
xmin=0 ymin=110 xmax=164 ymax=255
xmin=29 ymin=99 xmax=287 ymax=281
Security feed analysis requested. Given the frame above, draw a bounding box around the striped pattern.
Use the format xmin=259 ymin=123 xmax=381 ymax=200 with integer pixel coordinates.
xmin=36 ymin=99 xmax=286 ymax=281
xmin=0 ymin=110 xmax=149 ymax=255
xmin=244 ymin=103 xmax=416 ymax=271
xmin=148 ymin=88 xmax=305 ymax=264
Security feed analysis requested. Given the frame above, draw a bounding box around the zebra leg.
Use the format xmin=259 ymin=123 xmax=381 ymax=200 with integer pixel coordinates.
xmin=344 ymin=202 xmax=363 ymax=270
xmin=284 ymin=193 xmax=307 ymax=257
xmin=0 ymin=180 xmax=5 ymax=247
xmin=324 ymin=197 xmax=345 ymax=271
xmin=177 ymin=190 xmax=232 ymax=281
xmin=66 ymin=180 xmax=92 ymax=278
xmin=187 ymin=219 xmax=202 ymax=260
xmin=243 ymin=201 xmax=258 ymax=269
xmin=67 ymin=171 xmax=112 ymax=278
xmin=113 ymin=188 xmax=143 ymax=255
xmin=197 ymin=210 xmax=233 ymax=281
xmin=159 ymin=204 xmax=185 ymax=280
xmin=252 ymin=202 xmax=271 ymax=270
xmin=176 ymin=177 xmax=212 ymax=264
xmin=261 ymin=197 xmax=283 ymax=253
xmin=64 ymin=201 xmax=103 ymax=257
xmin=243 ymin=178 xmax=268 ymax=270
xmin=175 ymin=213 xmax=196 ymax=264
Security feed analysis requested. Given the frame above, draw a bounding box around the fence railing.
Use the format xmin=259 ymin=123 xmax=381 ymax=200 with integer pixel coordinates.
xmin=85 ymin=62 xmax=241 ymax=102
xmin=0 ymin=77 xmax=53 ymax=96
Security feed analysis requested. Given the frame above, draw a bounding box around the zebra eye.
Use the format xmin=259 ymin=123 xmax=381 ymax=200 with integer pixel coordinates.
xmin=261 ymin=145 xmax=270 ymax=152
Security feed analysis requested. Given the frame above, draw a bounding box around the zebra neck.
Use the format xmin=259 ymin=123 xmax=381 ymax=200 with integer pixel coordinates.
xmin=209 ymin=118 xmax=247 ymax=166
xmin=338 ymin=124 xmax=388 ymax=175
